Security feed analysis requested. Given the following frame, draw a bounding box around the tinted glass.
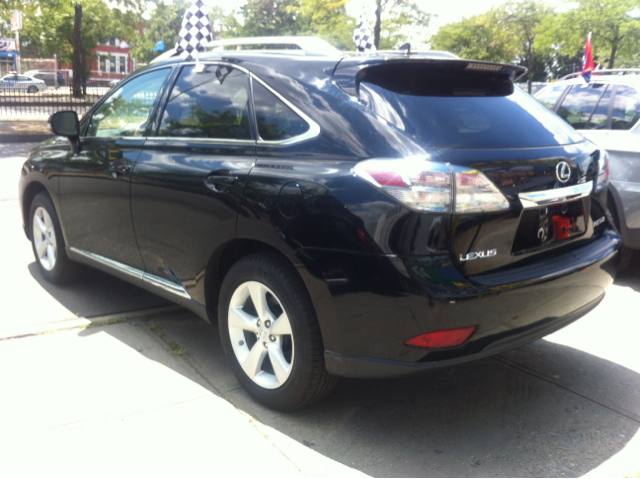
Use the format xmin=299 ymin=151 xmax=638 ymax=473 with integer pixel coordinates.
xmin=557 ymin=83 xmax=606 ymax=129
xmin=159 ymin=64 xmax=251 ymax=139
xmin=586 ymin=85 xmax=612 ymax=130
xmin=252 ymin=81 xmax=309 ymax=141
xmin=86 ymin=68 xmax=170 ymax=138
xmin=611 ymin=85 xmax=640 ymax=130
xmin=359 ymin=79 xmax=583 ymax=148
xmin=535 ymin=84 xmax=567 ymax=110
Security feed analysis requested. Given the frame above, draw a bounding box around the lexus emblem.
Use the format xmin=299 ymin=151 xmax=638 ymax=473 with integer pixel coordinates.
xmin=556 ymin=161 xmax=571 ymax=183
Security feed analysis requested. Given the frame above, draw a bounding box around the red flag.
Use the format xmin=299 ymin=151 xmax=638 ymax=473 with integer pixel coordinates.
xmin=582 ymin=32 xmax=595 ymax=82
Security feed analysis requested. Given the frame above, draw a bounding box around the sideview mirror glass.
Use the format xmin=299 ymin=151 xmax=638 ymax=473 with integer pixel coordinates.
xmin=49 ymin=111 xmax=80 ymax=137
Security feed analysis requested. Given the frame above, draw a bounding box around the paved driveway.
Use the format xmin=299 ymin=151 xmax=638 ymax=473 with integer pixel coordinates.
xmin=1 ymin=142 xmax=639 ymax=477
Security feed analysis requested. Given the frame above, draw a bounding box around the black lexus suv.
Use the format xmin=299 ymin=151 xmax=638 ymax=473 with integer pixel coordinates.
xmin=19 ymin=43 xmax=620 ymax=410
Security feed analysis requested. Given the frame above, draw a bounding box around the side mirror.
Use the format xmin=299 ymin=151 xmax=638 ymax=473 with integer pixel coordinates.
xmin=49 ymin=111 xmax=81 ymax=154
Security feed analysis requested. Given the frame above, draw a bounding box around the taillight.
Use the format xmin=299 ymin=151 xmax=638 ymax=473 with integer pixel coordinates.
xmin=595 ymin=149 xmax=609 ymax=192
xmin=404 ymin=326 xmax=477 ymax=349
xmin=353 ymin=157 xmax=509 ymax=214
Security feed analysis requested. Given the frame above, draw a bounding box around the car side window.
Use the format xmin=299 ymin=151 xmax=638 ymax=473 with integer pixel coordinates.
xmin=158 ymin=64 xmax=251 ymax=140
xmin=85 ymin=68 xmax=170 ymax=138
xmin=611 ymin=85 xmax=640 ymax=131
xmin=557 ymin=83 xmax=606 ymax=129
xmin=252 ymin=81 xmax=309 ymax=141
xmin=535 ymin=84 xmax=567 ymax=111
xmin=586 ymin=85 xmax=612 ymax=130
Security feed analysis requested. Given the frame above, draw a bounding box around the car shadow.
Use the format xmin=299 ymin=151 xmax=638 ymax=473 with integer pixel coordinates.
xmin=27 ymin=261 xmax=171 ymax=318
xmin=66 ymin=252 xmax=640 ymax=477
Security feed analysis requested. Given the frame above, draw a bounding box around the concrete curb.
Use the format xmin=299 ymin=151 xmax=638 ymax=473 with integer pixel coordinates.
xmin=0 ymin=304 xmax=183 ymax=341
xmin=0 ymin=134 xmax=53 ymax=143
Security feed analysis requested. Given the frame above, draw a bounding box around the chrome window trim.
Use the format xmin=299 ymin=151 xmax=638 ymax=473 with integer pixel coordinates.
xmin=518 ymin=181 xmax=593 ymax=208
xmin=249 ymin=73 xmax=321 ymax=146
xmin=82 ymin=136 xmax=148 ymax=141
xmin=149 ymin=137 xmax=256 ymax=146
xmin=69 ymin=247 xmax=191 ymax=300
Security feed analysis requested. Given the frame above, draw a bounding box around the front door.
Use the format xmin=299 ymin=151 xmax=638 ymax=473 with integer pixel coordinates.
xmin=59 ymin=67 xmax=172 ymax=269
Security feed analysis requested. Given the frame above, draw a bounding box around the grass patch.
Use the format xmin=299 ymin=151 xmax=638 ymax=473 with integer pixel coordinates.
xmin=146 ymin=320 xmax=189 ymax=358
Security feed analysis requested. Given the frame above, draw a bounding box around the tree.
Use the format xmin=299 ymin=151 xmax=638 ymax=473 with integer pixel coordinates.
xmin=287 ymin=0 xmax=354 ymax=49
xmin=430 ymin=9 xmax=520 ymax=63
xmin=370 ymin=0 xmax=432 ymax=49
xmin=132 ymin=0 xmax=188 ymax=64
xmin=535 ymin=0 xmax=640 ymax=69
xmin=239 ymin=0 xmax=300 ymax=37
xmin=499 ymin=0 xmax=553 ymax=93
xmin=5 ymin=0 xmax=144 ymax=95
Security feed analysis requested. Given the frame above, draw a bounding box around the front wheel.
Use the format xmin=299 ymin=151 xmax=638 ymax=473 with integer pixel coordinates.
xmin=218 ymin=253 xmax=338 ymax=410
xmin=30 ymin=192 xmax=81 ymax=283
xmin=27 ymin=85 xmax=38 ymax=94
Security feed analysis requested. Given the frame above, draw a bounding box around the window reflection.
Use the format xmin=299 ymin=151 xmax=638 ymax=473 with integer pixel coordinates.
xmin=159 ymin=65 xmax=251 ymax=140
xmin=252 ymin=81 xmax=309 ymax=141
xmin=611 ymin=85 xmax=640 ymax=131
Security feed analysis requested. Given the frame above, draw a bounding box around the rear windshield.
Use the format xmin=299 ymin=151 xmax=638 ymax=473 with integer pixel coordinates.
xmin=358 ymin=64 xmax=583 ymax=148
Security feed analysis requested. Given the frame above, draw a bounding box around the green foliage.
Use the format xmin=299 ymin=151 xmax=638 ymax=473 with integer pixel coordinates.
xmin=287 ymin=0 xmax=354 ymax=50
xmin=377 ymin=0 xmax=432 ymax=49
xmin=132 ymin=0 xmax=188 ymax=64
xmin=431 ymin=9 xmax=520 ymax=62
xmin=2 ymin=0 xmax=143 ymax=78
xmin=535 ymin=0 xmax=640 ymax=69
xmin=239 ymin=0 xmax=300 ymax=37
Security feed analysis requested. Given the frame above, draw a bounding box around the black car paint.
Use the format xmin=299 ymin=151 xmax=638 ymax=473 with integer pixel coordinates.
xmin=19 ymin=52 xmax=620 ymax=378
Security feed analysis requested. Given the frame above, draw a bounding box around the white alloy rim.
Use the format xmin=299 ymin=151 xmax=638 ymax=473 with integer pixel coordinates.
xmin=32 ymin=206 xmax=57 ymax=271
xmin=228 ymin=281 xmax=294 ymax=389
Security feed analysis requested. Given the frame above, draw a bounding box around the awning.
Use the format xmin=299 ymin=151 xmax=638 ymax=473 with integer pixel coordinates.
xmin=0 ymin=51 xmax=20 ymax=58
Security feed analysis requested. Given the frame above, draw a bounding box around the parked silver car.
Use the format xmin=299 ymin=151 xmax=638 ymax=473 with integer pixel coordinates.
xmin=0 ymin=74 xmax=47 ymax=93
xmin=535 ymin=70 xmax=640 ymax=263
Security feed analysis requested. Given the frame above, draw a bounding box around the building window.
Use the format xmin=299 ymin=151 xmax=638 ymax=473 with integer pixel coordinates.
xmin=100 ymin=56 xmax=106 ymax=72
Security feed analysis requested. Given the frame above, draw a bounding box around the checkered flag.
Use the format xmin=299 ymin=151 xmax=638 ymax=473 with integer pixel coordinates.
xmin=353 ymin=13 xmax=376 ymax=53
xmin=175 ymin=0 xmax=213 ymax=61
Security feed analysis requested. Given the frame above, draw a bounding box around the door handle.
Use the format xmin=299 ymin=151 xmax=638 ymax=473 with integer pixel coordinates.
xmin=110 ymin=163 xmax=132 ymax=173
xmin=205 ymin=175 xmax=238 ymax=192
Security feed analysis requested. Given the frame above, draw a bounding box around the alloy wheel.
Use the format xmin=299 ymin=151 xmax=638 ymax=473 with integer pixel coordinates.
xmin=228 ymin=281 xmax=294 ymax=389
xmin=33 ymin=206 xmax=57 ymax=271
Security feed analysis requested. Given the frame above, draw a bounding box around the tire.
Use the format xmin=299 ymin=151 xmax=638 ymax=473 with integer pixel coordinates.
xmin=608 ymin=192 xmax=633 ymax=272
xmin=218 ymin=253 xmax=338 ymax=410
xmin=27 ymin=86 xmax=38 ymax=94
xmin=29 ymin=192 xmax=81 ymax=283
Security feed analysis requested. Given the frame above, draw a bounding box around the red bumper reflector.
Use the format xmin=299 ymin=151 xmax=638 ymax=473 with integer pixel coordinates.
xmin=404 ymin=326 xmax=477 ymax=349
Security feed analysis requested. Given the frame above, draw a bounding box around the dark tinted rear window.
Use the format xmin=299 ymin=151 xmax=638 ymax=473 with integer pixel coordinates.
xmin=358 ymin=65 xmax=583 ymax=148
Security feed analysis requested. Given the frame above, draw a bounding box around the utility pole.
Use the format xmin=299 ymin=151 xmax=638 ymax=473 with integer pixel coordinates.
xmin=15 ymin=30 xmax=20 ymax=73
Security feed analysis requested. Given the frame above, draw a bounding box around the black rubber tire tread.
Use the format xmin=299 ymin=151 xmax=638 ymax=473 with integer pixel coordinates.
xmin=218 ymin=252 xmax=338 ymax=410
xmin=608 ymin=193 xmax=634 ymax=272
xmin=29 ymin=192 xmax=82 ymax=284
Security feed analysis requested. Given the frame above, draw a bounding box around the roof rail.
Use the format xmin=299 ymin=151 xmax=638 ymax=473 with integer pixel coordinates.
xmin=351 ymin=50 xmax=459 ymax=59
xmin=151 ymin=36 xmax=340 ymax=64
xmin=560 ymin=68 xmax=640 ymax=80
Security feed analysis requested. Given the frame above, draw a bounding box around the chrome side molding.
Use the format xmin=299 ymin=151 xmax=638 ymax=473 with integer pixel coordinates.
xmin=518 ymin=181 xmax=593 ymax=209
xmin=69 ymin=247 xmax=191 ymax=300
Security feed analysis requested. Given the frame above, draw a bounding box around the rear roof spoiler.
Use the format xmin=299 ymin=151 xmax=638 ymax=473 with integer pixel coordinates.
xmin=332 ymin=57 xmax=528 ymax=97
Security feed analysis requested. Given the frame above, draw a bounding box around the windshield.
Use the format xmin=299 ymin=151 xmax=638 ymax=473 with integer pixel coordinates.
xmin=359 ymin=67 xmax=584 ymax=149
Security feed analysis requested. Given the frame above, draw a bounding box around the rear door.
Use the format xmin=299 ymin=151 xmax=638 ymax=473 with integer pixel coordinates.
xmin=130 ymin=63 xmax=255 ymax=304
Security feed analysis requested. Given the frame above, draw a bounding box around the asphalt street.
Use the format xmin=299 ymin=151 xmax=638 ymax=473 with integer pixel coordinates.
xmin=1 ymin=142 xmax=639 ymax=477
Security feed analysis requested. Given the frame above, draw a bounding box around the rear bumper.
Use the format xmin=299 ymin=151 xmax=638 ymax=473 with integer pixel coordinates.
xmin=303 ymin=231 xmax=620 ymax=377
xmin=325 ymin=293 xmax=603 ymax=378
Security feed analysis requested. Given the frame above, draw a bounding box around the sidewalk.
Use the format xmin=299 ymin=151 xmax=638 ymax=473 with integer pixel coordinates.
xmin=0 ymin=315 xmax=369 ymax=478
xmin=0 ymin=119 xmax=52 ymax=143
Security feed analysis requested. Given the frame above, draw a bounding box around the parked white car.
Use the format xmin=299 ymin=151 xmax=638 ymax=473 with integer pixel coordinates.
xmin=535 ymin=70 xmax=640 ymax=264
xmin=0 ymin=74 xmax=47 ymax=93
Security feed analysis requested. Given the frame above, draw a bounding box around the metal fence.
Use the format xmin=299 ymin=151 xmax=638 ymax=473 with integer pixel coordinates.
xmin=0 ymin=85 xmax=110 ymax=117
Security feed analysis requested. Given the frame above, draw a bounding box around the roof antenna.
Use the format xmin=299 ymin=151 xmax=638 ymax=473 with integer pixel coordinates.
xmin=399 ymin=43 xmax=411 ymax=55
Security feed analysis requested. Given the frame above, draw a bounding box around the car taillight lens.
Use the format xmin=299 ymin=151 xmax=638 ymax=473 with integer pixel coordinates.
xmin=353 ymin=157 xmax=509 ymax=214
xmin=595 ymin=149 xmax=609 ymax=192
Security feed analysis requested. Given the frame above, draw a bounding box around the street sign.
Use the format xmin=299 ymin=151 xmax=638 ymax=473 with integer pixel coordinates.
xmin=11 ymin=11 xmax=23 ymax=31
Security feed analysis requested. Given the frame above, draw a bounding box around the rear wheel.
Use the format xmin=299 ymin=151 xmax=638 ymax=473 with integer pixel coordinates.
xmin=218 ymin=253 xmax=338 ymax=410
xmin=30 ymin=192 xmax=81 ymax=283
xmin=608 ymin=193 xmax=634 ymax=271
xmin=27 ymin=85 xmax=38 ymax=94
